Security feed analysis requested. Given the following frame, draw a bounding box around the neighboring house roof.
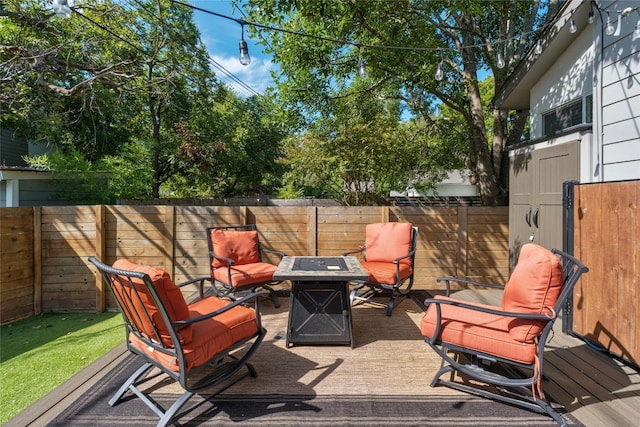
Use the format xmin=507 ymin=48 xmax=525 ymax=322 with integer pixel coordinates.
xmin=0 ymin=166 xmax=55 ymax=180
xmin=493 ymin=0 xmax=588 ymax=110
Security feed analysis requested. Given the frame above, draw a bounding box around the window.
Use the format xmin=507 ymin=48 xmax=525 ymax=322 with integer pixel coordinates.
xmin=542 ymin=95 xmax=592 ymax=137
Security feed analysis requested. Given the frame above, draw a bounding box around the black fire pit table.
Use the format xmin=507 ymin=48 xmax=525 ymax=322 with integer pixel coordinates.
xmin=273 ymin=256 xmax=368 ymax=348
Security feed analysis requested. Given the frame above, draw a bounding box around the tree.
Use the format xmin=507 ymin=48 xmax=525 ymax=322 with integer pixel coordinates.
xmin=282 ymin=89 xmax=455 ymax=205
xmin=243 ymin=0 xmax=557 ymax=205
xmin=167 ymin=91 xmax=287 ymax=197
xmin=2 ymin=0 xmax=285 ymax=200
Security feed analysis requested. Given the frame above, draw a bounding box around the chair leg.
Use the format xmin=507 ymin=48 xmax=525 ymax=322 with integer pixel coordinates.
xmin=109 ymin=361 xmax=154 ymax=407
xmin=428 ymin=345 xmax=568 ymax=427
xmin=260 ymin=284 xmax=280 ymax=308
xmin=156 ymin=390 xmax=195 ymax=427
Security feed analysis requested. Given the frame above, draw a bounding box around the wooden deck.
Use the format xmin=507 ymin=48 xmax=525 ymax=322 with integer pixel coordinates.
xmin=9 ymin=290 xmax=640 ymax=427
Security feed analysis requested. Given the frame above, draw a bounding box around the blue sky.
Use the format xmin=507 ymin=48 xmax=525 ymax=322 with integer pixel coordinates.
xmin=190 ymin=1 xmax=275 ymax=97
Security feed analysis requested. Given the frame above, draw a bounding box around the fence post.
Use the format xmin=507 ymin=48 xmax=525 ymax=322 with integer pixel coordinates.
xmin=164 ymin=205 xmax=175 ymax=278
xmin=33 ymin=206 xmax=42 ymax=316
xmin=308 ymin=206 xmax=317 ymax=256
xmin=95 ymin=205 xmax=106 ymax=313
xmin=457 ymin=206 xmax=468 ymax=277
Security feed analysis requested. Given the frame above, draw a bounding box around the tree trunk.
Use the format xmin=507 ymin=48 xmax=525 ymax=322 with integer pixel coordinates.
xmin=459 ymin=12 xmax=507 ymax=206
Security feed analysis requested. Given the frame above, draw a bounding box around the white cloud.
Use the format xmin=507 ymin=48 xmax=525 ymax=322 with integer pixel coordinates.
xmin=209 ymin=54 xmax=275 ymax=97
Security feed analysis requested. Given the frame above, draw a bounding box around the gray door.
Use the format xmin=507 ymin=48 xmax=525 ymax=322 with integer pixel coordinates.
xmin=508 ymin=141 xmax=579 ymax=270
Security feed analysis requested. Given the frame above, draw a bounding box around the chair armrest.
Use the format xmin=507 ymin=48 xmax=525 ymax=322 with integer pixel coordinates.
xmin=261 ymin=247 xmax=286 ymax=259
xmin=176 ymin=277 xmax=220 ymax=299
xmin=174 ymin=290 xmax=269 ymax=326
xmin=424 ymin=297 xmax=557 ymax=320
xmin=342 ymin=247 xmax=365 ymax=256
xmin=392 ymin=248 xmax=416 ymax=264
xmin=423 ymin=297 xmax=557 ymax=345
xmin=435 ymin=276 xmax=504 ymax=296
xmin=212 ymin=254 xmax=235 ymax=266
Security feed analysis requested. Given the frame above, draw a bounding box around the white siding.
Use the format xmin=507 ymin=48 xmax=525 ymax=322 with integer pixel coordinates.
xmin=599 ymin=0 xmax=640 ymax=181
xmin=530 ymin=29 xmax=594 ymax=139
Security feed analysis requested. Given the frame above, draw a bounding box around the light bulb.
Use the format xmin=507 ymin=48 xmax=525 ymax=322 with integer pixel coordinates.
xmin=496 ymin=52 xmax=505 ymax=69
xmin=358 ymin=58 xmax=368 ymax=79
xmin=239 ymin=39 xmax=251 ymax=66
xmin=534 ymin=39 xmax=543 ymax=55
xmin=605 ymin=14 xmax=615 ymax=35
xmin=435 ymin=60 xmax=444 ymax=81
xmin=53 ymin=0 xmax=72 ymax=18
xmin=569 ymin=18 xmax=577 ymax=34
xmin=613 ymin=13 xmax=622 ymax=36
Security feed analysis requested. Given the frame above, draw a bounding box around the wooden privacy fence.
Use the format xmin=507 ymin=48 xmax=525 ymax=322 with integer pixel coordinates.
xmin=0 ymin=205 xmax=508 ymax=324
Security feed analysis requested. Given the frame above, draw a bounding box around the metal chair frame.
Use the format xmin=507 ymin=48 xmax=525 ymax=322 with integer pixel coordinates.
xmin=206 ymin=224 xmax=286 ymax=308
xmin=89 ymin=256 xmax=266 ymax=427
xmin=423 ymin=248 xmax=588 ymax=427
xmin=343 ymin=224 xmax=418 ymax=316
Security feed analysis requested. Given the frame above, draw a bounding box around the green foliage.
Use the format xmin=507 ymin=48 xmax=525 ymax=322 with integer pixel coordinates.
xmin=281 ymin=91 xmax=455 ymax=205
xmin=2 ymin=0 xmax=287 ymax=201
xmin=275 ymin=181 xmax=305 ymax=199
xmin=24 ymin=142 xmax=154 ymax=203
xmin=0 ymin=312 xmax=122 ymax=424
xmin=244 ymin=0 xmax=550 ymax=205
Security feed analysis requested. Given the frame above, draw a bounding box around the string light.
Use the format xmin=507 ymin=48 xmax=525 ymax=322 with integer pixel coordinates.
xmin=52 ymin=0 xmax=72 ymax=18
xmin=605 ymin=12 xmax=616 ymax=35
xmin=357 ymin=46 xmax=368 ymax=79
xmin=534 ymin=39 xmax=543 ymax=55
xmin=53 ymin=0 xmax=640 ymax=73
xmin=239 ymin=23 xmax=251 ymax=66
xmin=435 ymin=49 xmax=444 ymax=81
xmin=496 ymin=40 xmax=505 ymax=69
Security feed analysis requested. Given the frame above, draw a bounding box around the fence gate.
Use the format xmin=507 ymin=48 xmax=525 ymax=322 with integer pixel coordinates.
xmin=564 ymin=180 xmax=639 ymax=368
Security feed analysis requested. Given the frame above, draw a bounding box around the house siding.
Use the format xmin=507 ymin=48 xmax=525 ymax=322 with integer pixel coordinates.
xmin=0 ymin=128 xmax=28 ymax=167
xmin=527 ymin=0 xmax=640 ymax=183
xmin=597 ymin=0 xmax=640 ymax=181
xmin=530 ymin=29 xmax=594 ymax=140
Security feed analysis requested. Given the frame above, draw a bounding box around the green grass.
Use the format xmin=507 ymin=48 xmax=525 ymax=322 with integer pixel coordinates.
xmin=0 ymin=312 xmax=123 ymax=424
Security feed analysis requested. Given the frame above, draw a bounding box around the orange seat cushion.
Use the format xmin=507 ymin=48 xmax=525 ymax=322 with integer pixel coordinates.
xmin=420 ymin=296 xmax=537 ymax=365
xmin=129 ymin=296 xmax=259 ymax=371
xmin=364 ymin=222 xmax=413 ymax=265
xmin=210 ymin=229 xmax=260 ymax=268
xmin=112 ymin=259 xmax=192 ymax=346
xmin=502 ymin=244 xmax=564 ymax=343
xmin=213 ymin=262 xmax=276 ymax=288
xmin=360 ymin=261 xmax=413 ymax=285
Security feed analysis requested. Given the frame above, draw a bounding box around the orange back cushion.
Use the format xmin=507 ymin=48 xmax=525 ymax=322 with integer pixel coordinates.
xmin=210 ymin=229 xmax=260 ymax=268
xmin=364 ymin=222 xmax=414 ymax=265
xmin=501 ymin=244 xmax=564 ymax=343
xmin=112 ymin=259 xmax=192 ymax=346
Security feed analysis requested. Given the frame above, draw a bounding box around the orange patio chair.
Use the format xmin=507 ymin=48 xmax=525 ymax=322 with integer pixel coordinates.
xmin=206 ymin=224 xmax=286 ymax=308
xmin=343 ymin=222 xmax=418 ymax=316
xmin=420 ymin=243 xmax=588 ymax=427
xmin=88 ymin=256 xmax=266 ymax=427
